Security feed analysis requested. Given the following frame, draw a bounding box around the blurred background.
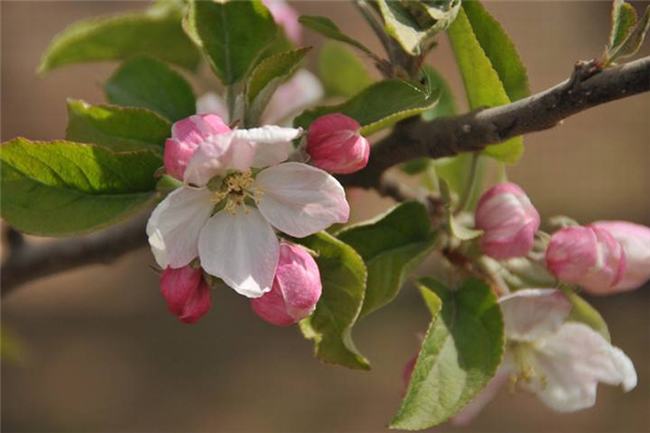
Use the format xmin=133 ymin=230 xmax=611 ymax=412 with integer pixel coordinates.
xmin=1 ymin=1 xmax=649 ymax=432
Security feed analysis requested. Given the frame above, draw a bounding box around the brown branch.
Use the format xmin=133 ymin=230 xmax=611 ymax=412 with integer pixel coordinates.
xmin=2 ymin=57 xmax=649 ymax=295
xmin=1 ymin=212 xmax=149 ymax=296
xmin=339 ymin=56 xmax=650 ymax=188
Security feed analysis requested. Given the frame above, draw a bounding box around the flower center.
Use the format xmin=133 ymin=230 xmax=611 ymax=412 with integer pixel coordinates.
xmin=209 ymin=170 xmax=262 ymax=214
xmin=508 ymin=342 xmax=547 ymax=391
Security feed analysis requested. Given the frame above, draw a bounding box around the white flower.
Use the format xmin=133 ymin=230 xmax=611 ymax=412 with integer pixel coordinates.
xmin=453 ymin=288 xmax=637 ymax=424
xmin=147 ymin=116 xmax=349 ymax=298
xmin=501 ymin=289 xmax=637 ymax=412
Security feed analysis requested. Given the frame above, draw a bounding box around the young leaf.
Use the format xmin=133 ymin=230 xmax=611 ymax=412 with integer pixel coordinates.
xmin=376 ymin=0 xmax=429 ymax=55
xmin=245 ymin=48 xmax=310 ymax=126
xmin=296 ymin=232 xmax=370 ymax=370
xmin=608 ymin=5 xmax=650 ymax=62
xmin=38 ymin=7 xmax=200 ymax=73
xmin=105 ymin=56 xmax=196 ymax=122
xmin=299 ymin=15 xmax=375 ymax=56
xmin=0 ymin=138 xmax=161 ymax=236
xmin=447 ymin=5 xmax=524 ymax=164
xmin=337 ymin=202 xmax=437 ymax=317
xmin=608 ymin=0 xmax=638 ymax=51
xmin=186 ymin=0 xmax=277 ymax=85
xmin=318 ymin=42 xmax=374 ymax=98
xmin=295 ymin=79 xmax=438 ymax=135
xmin=377 ymin=0 xmax=461 ymax=55
xmin=461 ymin=1 xmax=530 ymax=102
xmin=391 ymin=278 xmax=504 ymax=430
xmin=401 ymin=67 xmax=457 ymax=175
xmin=66 ymin=99 xmax=171 ymax=152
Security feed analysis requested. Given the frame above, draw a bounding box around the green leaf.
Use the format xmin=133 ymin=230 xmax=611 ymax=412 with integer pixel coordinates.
xmin=447 ymin=4 xmax=525 ymax=163
xmin=377 ymin=0 xmax=428 ymax=55
xmin=377 ymin=0 xmax=461 ymax=55
xmin=105 ymin=56 xmax=196 ymax=122
xmin=187 ymin=0 xmax=277 ymax=85
xmin=296 ymin=232 xmax=370 ymax=370
xmin=38 ymin=7 xmax=200 ymax=73
xmin=401 ymin=67 xmax=458 ymax=175
xmin=421 ymin=66 xmax=458 ymax=121
xmin=318 ymin=42 xmax=374 ymax=98
xmin=299 ymin=15 xmax=375 ymax=56
xmin=608 ymin=5 xmax=650 ymax=62
xmin=66 ymin=99 xmax=171 ymax=152
xmin=337 ymin=202 xmax=437 ymax=317
xmin=564 ymin=291 xmax=611 ymax=342
xmin=608 ymin=0 xmax=638 ymax=50
xmin=391 ymin=278 xmax=504 ymax=430
xmin=245 ymin=48 xmax=310 ymax=126
xmin=0 ymin=138 xmax=161 ymax=236
xmin=461 ymin=1 xmax=530 ymax=102
xmin=295 ymin=79 xmax=438 ymax=135
xmin=448 ymin=213 xmax=483 ymax=241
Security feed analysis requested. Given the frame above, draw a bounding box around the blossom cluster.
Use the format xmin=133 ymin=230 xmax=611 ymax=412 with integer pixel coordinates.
xmin=405 ymin=181 xmax=649 ymax=420
xmin=148 ymin=110 xmax=369 ymax=325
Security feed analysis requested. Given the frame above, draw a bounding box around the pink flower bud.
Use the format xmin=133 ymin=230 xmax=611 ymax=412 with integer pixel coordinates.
xmin=160 ymin=266 xmax=212 ymax=324
xmin=250 ymin=242 xmax=322 ymax=326
xmin=262 ymin=0 xmax=302 ymax=44
xmin=593 ymin=221 xmax=650 ymax=291
xmin=164 ymin=114 xmax=230 ymax=180
xmin=475 ymin=183 xmax=541 ymax=259
xmin=306 ymin=113 xmax=370 ymax=174
xmin=546 ymin=225 xmax=626 ymax=295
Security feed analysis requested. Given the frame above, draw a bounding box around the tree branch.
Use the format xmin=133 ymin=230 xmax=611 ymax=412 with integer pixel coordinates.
xmin=340 ymin=56 xmax=650 ymax=188
xmin=1 ymin=212 xmax=149 ymax=296
xmin=2 ymin=57 xmax=649 ymax=295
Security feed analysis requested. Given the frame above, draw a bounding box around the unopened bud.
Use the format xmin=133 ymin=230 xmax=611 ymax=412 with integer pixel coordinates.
xmin=475 ymin=183 xmax=540 ymax=259
xmin=160 ymin=265 xmax=212 ymax=323
xmin=306 ymin=113 xmax=370 ymax=174
xmin=592 ymin=221 xmax=650 ymax=292
xmin=164 ymin=114 xmax=230 ymax=180
xmin=546 ymin=225 xmax=626 ymax=295
xmin=251 ymin=242 xmax=321 ymax=326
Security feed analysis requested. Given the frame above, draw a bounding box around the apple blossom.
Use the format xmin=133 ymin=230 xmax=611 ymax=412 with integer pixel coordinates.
xmin=593 ymin=221 xmax=650 ymax=291
xmin=262 ymin=0 xmax=302 ymax=44
xmin=196 ymin=69 xmax=323 ymax=126
xmin=475 ymin=183 xmax=540 ymax=259
xmin=160 ymin=265 xmax=212 ymax=324
xmin=433 ymin=289 xmax=637 ymax=422
xmin=546 ymin=225 xmax=626 ymax=294
xmin=500 ymin=289 xmax=636 ymax=412
xmin=251 ymin=242 xmax=322 ymax=326
xmin=147 ymin=114 xmax=349 ymax=298
xmin=306 ymin=113 xmax=370 ymax=174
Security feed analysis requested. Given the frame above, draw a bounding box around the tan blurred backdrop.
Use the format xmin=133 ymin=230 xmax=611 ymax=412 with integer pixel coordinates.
xmin=1 ymin=1 xmax=649 ymax=432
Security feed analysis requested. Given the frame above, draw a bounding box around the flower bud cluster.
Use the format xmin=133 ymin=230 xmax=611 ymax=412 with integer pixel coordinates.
xmin=473 ymin=182 xmax=650 ymax=294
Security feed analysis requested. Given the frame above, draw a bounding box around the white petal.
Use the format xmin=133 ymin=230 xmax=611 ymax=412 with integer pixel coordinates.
xmin=499 ymin=289 xmax=572 ymax=341
xmin=231 ymin=126 xmax=302 ymax=168
xmin=263 ymin=69 xmax=324 ymax=125
xmin=527 ymin=322 xmax=632 ymax=412
xmin=184 ymin=133 xmax=234 ymax=186
xmin=146 ymin=187 xmax=214 ymax=269
xmin=196 ymin=91 xmax=229 ymax=120
xmin=256 ymin=162 xmax=350 ymax=238
xmin=198 ymin=206 xmax=279 ymax=298
xmin=609 ymin=346 xmax=637 ymax=391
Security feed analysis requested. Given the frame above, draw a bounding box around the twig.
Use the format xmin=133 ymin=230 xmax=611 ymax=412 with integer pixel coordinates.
xmin=2 ymin=57 xmax=649 ymax=295
xmin=340 ymin=56 xmax=650 ymax=188
xmin=1 ymin=212 xmax=150 ymax=296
